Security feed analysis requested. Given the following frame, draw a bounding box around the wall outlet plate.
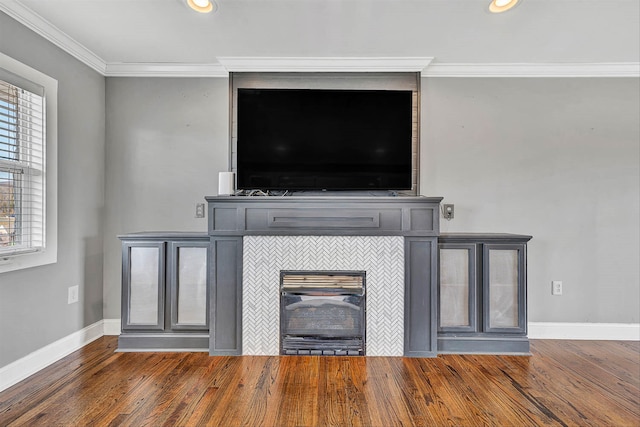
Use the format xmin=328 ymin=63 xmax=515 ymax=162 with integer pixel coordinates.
xmin=443 ymin=204 xmax=454 ymax=220
xmin=195 ymin=203 xmax=205 ymax=218
xmin=68 ymin=285 xmax=79 ymax=304
xmin=552 ymin=280 xmax=563 ymax=296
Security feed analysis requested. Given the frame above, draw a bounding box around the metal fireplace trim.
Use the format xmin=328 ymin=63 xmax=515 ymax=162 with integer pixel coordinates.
xmin=280 ymin=270 xmax=366 ymax=356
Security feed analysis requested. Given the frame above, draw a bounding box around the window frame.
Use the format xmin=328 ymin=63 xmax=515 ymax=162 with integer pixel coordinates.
xmin=0 ymin=52 xmax=57 ymax=273
xmin=1 ymin=80 xmax=45 ymax=254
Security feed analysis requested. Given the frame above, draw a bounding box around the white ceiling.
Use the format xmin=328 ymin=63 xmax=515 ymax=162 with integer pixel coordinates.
xmin=2 ymin=0 xmax=639 ymax=76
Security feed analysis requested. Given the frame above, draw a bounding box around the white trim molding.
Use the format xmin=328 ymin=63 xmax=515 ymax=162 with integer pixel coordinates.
xmin=1 ymin=2 xmax=638 ymax=78
xmin=528 ymin=322 xmax=640 ymax=341
xmin=1 ymin=319 xmax=637 ymax=392
xmin=103 ymin=318 xmax=122 ymax=336
xmin=78 ymin=60 xmax=640 ymax=79
xmin=0 ymin=52 xmax=59 ymax=274
xmin=217 ymin=56 xmax=435 ymax=73
xmin=0 ymin=1 xmax=107 ymax=74
xmin=105 ymin=62 xmax=228 ymax=78
xmin=0 ymin=320 xmax=105 ymax=392
xmin=424 ymin=62 xmax=640 ymax=78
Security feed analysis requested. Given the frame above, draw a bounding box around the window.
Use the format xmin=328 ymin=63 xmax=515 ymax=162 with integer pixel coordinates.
xmin=0 ymin=52 xmax=57 ymax=273
xmin=0 ymin=79 xmax=45 ymax=256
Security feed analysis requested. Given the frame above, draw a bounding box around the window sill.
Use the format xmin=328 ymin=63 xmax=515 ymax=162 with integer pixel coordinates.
xmin=0 ymin=247 xmax=56 ymax=274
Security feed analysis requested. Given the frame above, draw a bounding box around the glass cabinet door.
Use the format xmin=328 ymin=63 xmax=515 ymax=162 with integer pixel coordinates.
xmin=438 ymin=244 xmax=476 ymax=332
xmin=483 ymin=244 xmax=526 ymax=333
xmin=123 ymin=242 xmax=165 ymax=330
xmin=169 ymin=241 xmax=209 ymax=330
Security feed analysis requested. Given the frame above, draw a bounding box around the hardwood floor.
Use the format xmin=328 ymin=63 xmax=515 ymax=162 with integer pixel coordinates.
xmin=0 ymin=337 xmax=638 ymax=426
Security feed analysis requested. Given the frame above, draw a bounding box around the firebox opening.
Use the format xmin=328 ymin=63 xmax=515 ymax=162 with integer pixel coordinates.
xmin=280 ymin=271 xmax=366 ymax=356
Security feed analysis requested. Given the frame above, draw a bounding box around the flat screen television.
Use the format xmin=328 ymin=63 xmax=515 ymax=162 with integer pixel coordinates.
xmin=236 ymin=88 xmax=413 ymax=191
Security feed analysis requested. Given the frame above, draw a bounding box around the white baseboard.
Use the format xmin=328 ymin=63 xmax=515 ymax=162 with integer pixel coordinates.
xmin=528 ymin=322 xmax=640 ymax=341
xmin=103 ymin=318 xmax=121 ymax=336
xmin=1 ymin=320 xmax=636 ymax=393
xmin=0 ymin=320 xmax=105 ymax=392
xmin=102 ymin=320 xmax=639 ymax=340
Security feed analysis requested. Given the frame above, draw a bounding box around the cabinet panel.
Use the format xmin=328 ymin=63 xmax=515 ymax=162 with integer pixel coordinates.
xmin=122 ymin=242 xmax=165 ymax=330
xmin=404 ymin=237 xmax=438 ymax=357
xmin=483 ymin=244 xmax=526 ymax=334
xmin=209 ymin=237 xmax=243 ymax=355
xmin=129 ymin=247 xmax=160 ymax=324
xmin=438 ymin=244 xmax=476 ymax=332
xmin=170 ymin=242 xmax=208 ymax=330
xmin=488 ymin=249 xmax=518 ymax=328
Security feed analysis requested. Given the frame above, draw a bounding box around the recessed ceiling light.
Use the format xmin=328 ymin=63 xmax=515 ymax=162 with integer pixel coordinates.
xmin=489 ymin=0 xmax=519 ymax=13
xmin=187 ymin=0 xmax=215 ymax=13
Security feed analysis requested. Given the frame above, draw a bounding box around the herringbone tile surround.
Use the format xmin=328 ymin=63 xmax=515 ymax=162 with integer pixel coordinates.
xmin=243 ymin=236 xmax=405 ymax=356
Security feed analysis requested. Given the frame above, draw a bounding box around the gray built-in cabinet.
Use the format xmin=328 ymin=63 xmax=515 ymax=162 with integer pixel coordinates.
xmin=118 ymin=232 xmax=210 ymax=351
xmin=117 ymin=203 xmax=532 ymax=356
xmin=437 ymin=233 xmax=532 ymax=355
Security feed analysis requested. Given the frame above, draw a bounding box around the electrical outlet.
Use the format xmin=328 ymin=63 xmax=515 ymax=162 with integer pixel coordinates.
xmin=195 ymin=203 xmax=205 ymax=218
xmin=443 ymin=204 xmax=454 ymax=220
xmin=552 ymin=281 xmax=563 ymax=296
xmin=68 ymin=285 xmax=79 ymax=304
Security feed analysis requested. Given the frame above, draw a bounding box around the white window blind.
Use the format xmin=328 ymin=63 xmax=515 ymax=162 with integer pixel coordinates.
xmin=0 ymin=78 xmax=46 ymax=256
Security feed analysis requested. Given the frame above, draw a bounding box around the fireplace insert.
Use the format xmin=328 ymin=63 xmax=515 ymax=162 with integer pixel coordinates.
xmin=280 ymin=271 xmax=366 ymax=355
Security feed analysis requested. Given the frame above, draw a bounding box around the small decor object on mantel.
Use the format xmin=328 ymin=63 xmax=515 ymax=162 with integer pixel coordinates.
xmin=218 ymin=172 xmax=235 ymax=196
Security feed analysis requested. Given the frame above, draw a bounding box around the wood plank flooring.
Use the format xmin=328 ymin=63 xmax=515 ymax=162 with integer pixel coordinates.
xmin=0 ymin=337 xmax=638 ymax=426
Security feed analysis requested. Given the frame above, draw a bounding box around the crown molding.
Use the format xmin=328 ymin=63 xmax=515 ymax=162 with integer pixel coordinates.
xmin=2 ymin=2 xmax=638 ymax=78
xmin=105 ymin=62 xmax=228 ymax=77
xmin=217 ymin=57 xmax=435 ymax=73
xmin=0 ymin=1 xmax=107 ymax=74
xmin=424 ymin=62 xmax=640 ymax=78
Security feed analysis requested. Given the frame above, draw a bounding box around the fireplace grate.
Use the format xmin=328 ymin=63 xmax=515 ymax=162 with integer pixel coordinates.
xmin=281 ymin=337 xmax=364 ymax=356
xmin=283 ymin=349 xmax=363 ymax=356
xmin=280 ymin=271 xmax=366 ymax=356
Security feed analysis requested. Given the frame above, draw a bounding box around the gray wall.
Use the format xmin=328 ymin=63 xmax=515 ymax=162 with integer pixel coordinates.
xmin=101 ymin=75 xmax=640 ymax=325
xmin=0 ymin=12 xmax=105 ymax=366
xmin=421 ymin=77 xmax=640 ymax=323
xmin=103 ymin=77 xmax=229 ymax=319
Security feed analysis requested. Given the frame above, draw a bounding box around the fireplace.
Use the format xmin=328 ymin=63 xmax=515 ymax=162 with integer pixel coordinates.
xmin=207 ymin=196 xmax=442 ymax=358
xmin=280 ymin=271 xmax=366 ymax=355
xmin=241 ymin=235 xmax=407 ymax=356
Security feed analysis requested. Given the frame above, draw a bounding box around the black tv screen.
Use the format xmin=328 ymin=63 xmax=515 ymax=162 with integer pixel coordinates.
xmin=236 ymin=88 xmax=413 ymax=191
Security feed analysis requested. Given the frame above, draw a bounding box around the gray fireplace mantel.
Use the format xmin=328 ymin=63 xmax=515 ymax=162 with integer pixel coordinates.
xmin=205 ymin=195 xmax=443 ymax=357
